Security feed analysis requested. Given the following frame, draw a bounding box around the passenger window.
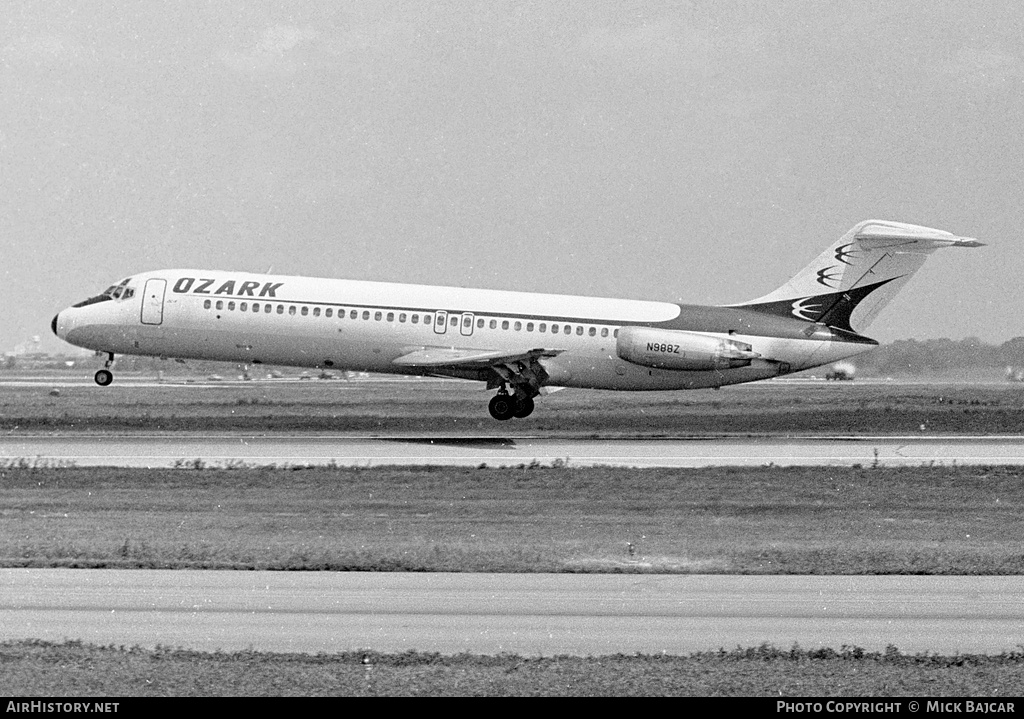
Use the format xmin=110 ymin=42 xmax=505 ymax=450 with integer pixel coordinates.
xmin=411 ymin=314 xmax=419 ymax=324
xmin=463 ymin=316 xmax=472 ymax=328
xmin=203 ymin=299 xmax=211 ymax=309
xmin=501 ymin=320 xmax=509 ymax=330
xmin=313 ymin=307 xmax=320 ymax=317
xmin=325 ymin=308 xmax=333 ymax=318
xmin=374 ymin=311 xmax=382 ymax=321
xmin=476 ymin=318 xmax=484 ymax=328
xmin=277 ymin=305 xmax=284 ymax=314
xmin=289 ymin=306 xmax=296 ymax=316
xmin=514 ymin=321 xmax=521 ymax=331
xmin=216 ymin=300 xmax=223 ymax=310
xmin=387 ymin=312 xmax=394 ymax=322
xmin=450 ymin=315 xmax=458 ymax=326
xmin=588 ymin=327 xmax=596 ymax=336
xmin=551 ymin=324 xmax=558 ymax=333
xmin=613 ymin=329 xmax=618 ymax=337
xmin=362 ymin=311 xmax=369 ymax=320
xmin=423 ymin=314 xmax=432 ymax=325
xmin=601 ymin=327 xmax=608 ymax=337
xmin=301 ymin=307 xmax=309 ymax=316
xmin=399 ymin=313 xmax=406 ymax=323
xmin=564 ymin=325 xmax=571 ymax=335
xmin=264 ymin=304 xmax=272 ymax=313
xmin=489 ymin=319 xmax=497 ymax=329
xmin=527 ymin=322 xmax=534 ymax=332
xmin=576 ymin=326 xmax=584 ymax=335
xmin=240 ymin=302 xmax=247 ymax=312
xmin=228 ymin=301 xmax=235 ymax=311
xmin=539 ymin=323 xmax=547 ymax=333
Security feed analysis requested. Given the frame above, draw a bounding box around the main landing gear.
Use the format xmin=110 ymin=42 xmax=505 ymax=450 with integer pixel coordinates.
xmin=94 ymin=352 xmax=115 ymax=386
xmin=488 ymin=389 xmax=535 ymax=421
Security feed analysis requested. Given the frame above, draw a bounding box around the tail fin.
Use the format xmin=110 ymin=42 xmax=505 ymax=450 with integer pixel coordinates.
xmin=732 ymin=220 xmax=983 ymax=334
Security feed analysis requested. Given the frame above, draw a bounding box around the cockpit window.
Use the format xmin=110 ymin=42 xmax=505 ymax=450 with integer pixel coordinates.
xmin=110 ymin=277 xmax=135 ymax=300
xmin=71 ymin=278 xmax=135 ymax=307
xmin=72 ymin=292 xmax=113 ymax=308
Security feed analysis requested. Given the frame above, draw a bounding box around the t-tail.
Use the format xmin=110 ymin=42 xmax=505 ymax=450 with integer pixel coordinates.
xmin=731 ymin=220 xmax=983 ymax=336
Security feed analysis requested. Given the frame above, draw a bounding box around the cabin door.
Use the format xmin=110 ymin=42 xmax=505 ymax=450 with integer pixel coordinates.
xmin=433 ymin=310 xmax=448 ymax=335
xmin=141 ymin=279 xmax=167 ymax=325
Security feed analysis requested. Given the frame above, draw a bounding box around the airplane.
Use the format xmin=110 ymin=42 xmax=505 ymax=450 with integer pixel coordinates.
xmin=52 ymin=220 xmax=982 ymax=420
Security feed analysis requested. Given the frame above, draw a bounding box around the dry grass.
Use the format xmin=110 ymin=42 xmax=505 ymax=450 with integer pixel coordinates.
xmin=3 ymin=640 xmax=1022 ymax=696
xmin=3 ymin=375 xmax=1024 ymax=435
xmin=2 ymin=464 xmax=1023 ymax=574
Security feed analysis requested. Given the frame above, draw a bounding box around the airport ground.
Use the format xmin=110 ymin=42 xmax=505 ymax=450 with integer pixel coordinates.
xmin=3 ymin=464 xmax=1023 ymax=575
xmin=2 ymin=372 xmax=1024 ymax=695
xmin=3 ymin=640 xmax=1021 ymax=697
xmin=2 ymin=369 xmax=1023 ymax=436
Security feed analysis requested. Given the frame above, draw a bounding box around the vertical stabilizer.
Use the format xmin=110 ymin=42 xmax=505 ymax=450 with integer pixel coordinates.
xmin=732 ymin=220 xmax=983 ymax=334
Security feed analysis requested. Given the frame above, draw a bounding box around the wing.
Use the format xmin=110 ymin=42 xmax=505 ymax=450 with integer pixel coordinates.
xmin=393 ymin=347 xmax=515 ymax=367
xmin=392 ymin=346 xmax=564 ymax=395
xmin=393 ymin=346 xmax=562 ymax=368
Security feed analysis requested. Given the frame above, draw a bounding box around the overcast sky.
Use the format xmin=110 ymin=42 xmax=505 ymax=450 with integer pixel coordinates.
xmin=4 ymin=0 xmax=1023 ymax=353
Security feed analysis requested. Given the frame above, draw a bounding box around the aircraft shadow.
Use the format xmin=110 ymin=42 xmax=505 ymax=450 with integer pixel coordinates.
xmin=391 ymin=437 xmax=518 ymax=449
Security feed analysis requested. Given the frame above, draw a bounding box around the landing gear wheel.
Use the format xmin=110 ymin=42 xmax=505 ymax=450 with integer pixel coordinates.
xmin=94 ymin=369 xmax=114 ymax=387
xmin=488 ymin=394 xmax=516 ymax=421
xmin=512 ymin=396 xmax=535 ymax=418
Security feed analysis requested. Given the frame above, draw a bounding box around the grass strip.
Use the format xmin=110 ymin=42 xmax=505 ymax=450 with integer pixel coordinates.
xmin=2 ymin=464 xmax=1024 ymax=574
xmin=2 ymin=640 xmax=1022 ymax=696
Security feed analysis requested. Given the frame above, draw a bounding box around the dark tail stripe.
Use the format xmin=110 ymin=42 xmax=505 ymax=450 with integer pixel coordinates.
xmin=736 ymin=277 xmax=899 ymax=333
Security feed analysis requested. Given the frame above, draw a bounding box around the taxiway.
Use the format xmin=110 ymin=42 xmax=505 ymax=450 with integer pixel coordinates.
xmin=2 ymin=570 xmax=1021 ymax=656
xmin=2 ymin=433 xmax=1024 ymax=467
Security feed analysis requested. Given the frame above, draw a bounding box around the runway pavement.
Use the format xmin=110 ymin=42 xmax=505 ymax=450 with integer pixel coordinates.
xmin=2 ymin=570 xmax=1021 ymax=655
xmin=2 ymin=433 xmax=1024 ymax=467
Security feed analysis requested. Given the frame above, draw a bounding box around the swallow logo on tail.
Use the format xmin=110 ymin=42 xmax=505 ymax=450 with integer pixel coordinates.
xmin=834 ymin=243 xmax=860 ymax=265
xmin=791 ymin=297 xmax=825 ymax=322
xmin=816 ymin=266 xmax=841 ymax=288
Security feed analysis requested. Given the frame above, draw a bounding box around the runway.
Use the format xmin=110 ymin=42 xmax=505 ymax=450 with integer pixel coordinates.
xmin=2 ymin=570 xmax=1021 ymax=656
xmin=2 ymin=433 xmax=1024 ymax=467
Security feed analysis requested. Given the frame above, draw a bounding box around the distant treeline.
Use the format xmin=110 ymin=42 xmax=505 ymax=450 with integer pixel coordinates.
xmin=851 ymin=337 xmax=1024 ymax=377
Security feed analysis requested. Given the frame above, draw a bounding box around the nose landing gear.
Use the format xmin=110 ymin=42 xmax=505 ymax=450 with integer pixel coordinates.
xmin=94 ymin=353 xmax=115 ymax=386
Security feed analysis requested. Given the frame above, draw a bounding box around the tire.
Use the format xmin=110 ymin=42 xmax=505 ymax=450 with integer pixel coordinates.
xmin=488 ymin=394 xmax=515 ymax=421
xmin=94 ymin=369 xmax=113 ymax=387
xmin=512 ymin=396 xmax=535 ymax=418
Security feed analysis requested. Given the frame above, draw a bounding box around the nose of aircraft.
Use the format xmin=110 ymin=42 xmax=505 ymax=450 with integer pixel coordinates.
xmin=51 ymin=313 xmax=60 ymax=337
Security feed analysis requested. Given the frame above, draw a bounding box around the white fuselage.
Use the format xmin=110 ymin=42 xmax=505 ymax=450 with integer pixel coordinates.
xmin=53 ymin=269 xmax=872 ymax=391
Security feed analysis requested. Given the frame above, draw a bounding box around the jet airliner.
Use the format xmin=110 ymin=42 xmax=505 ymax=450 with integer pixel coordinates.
xmin=52 ymin=220 xmax=981 ymax=420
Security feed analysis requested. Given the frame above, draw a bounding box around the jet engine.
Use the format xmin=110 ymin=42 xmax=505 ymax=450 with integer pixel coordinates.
xmin=616 ymin=327 xmax=760 ymax=371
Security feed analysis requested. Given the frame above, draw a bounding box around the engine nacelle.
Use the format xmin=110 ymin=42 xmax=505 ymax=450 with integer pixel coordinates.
xmin=616 ymin=327 xmax=760 ymax=371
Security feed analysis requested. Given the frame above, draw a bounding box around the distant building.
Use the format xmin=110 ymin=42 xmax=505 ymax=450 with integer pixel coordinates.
xmin=11 ymin=335 xmax=42 ymax=356
xmin=825 ymin=362 xmax=856 ymax=381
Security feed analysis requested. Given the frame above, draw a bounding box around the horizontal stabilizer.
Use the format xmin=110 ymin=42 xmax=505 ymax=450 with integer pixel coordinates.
xmin=853 ymin=221 xmax=983 ymax=249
